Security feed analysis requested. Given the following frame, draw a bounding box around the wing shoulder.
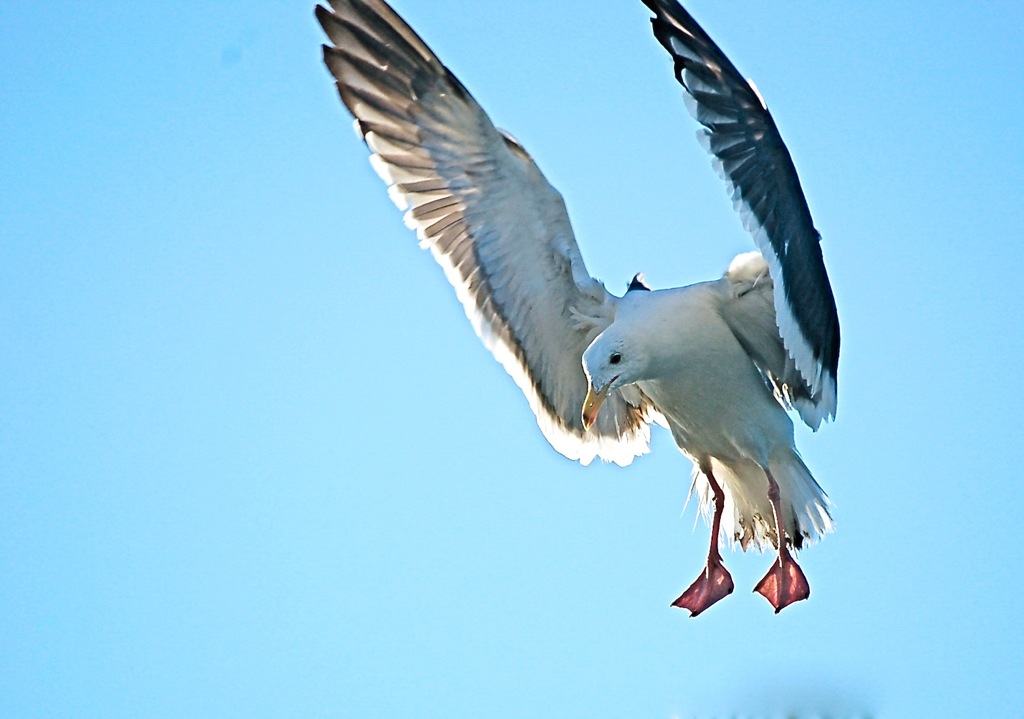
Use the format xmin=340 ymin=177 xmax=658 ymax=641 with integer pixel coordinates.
xmin=717 ymin=252 xmax=828 ymax=429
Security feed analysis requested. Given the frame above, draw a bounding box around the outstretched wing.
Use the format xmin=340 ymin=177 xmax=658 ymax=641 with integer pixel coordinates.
xmin=642 ymin=0 xmax=839 ymax=427
xmin=317 ymin=0 xmax=659 ymax=464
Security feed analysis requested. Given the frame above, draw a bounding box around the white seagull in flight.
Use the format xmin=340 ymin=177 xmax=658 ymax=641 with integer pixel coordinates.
xmin=316 ymin=0 xmax=840 ymax=615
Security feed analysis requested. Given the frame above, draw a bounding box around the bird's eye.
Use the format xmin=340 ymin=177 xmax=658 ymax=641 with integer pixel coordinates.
xmin=610 ymin=352 xmax=622 ymax=365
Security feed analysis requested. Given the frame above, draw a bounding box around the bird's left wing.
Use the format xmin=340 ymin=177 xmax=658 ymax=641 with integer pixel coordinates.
xmin=642 ymin=0 xmax=840 ymax=428
xmin=716 ymin=252 xmax=824 ymax=429
xmin=317 ymin=0 xmax=659 ymax=465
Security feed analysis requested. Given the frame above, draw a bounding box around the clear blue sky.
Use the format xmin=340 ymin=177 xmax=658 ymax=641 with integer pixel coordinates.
xmin=3 ymin=1 xmax=1023 ymax=717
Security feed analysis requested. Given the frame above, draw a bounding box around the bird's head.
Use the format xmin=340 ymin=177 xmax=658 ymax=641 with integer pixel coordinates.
xmin=580 ymin=330 xmax=642 ymax=431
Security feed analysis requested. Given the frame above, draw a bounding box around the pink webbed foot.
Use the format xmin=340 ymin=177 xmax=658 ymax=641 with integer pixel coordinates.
xmin=672 ymin=560 xmax=734 ymax=617
xmin=754 ymin=551 xmax=810 ymax=613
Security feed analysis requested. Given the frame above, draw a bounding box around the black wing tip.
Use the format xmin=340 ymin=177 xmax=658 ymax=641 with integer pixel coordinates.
xmin=314 ymin=2 xmax=339 ymax=33
xmin=626 ymin=273 xmax=651 ymax=292
xmin=640 ymin=0 xmax=682 ymax=16
xmin=642 ymin=0 xmax=705 ymax=38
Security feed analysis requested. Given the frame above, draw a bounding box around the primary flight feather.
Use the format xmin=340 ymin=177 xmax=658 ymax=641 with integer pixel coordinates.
xmin=317 ymin=0 xmax=840 ymax=615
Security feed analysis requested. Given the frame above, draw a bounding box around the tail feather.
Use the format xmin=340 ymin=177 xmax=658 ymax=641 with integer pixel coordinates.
xmin=692 ymin=451 xmax=833 ymax=551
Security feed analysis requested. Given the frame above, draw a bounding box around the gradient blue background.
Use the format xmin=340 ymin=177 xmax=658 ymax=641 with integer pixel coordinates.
xmin=3 ymin=1 xmax=1023 ymax=717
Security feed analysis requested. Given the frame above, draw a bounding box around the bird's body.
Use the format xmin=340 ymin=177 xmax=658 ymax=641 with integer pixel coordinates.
xmin=316 ymin=0 xmax=840 ymax=615
xmin=616 ymin=283 xmax=785 ymax=467
xmin=586 ymin=253 xmax=831 ymax=554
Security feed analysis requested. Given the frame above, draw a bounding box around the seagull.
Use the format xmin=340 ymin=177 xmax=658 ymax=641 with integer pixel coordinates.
xmin=316 ymin=0 xmax=840 ymax=615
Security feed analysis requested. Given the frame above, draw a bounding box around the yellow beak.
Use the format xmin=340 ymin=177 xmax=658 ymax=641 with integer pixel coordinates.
xmin=581 ymin=381 xmax=611 ymax=431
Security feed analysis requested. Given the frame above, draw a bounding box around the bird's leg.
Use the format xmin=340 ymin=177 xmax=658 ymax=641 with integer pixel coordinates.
xmin=672 ymin=466 xmax=734 ymax=617
xmin=754 ymin=467 xmax=810 ymax=613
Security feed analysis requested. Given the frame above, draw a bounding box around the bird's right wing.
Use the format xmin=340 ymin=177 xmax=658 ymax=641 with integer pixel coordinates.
xmin=317 ymin=0 xmax=660 ymax=464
